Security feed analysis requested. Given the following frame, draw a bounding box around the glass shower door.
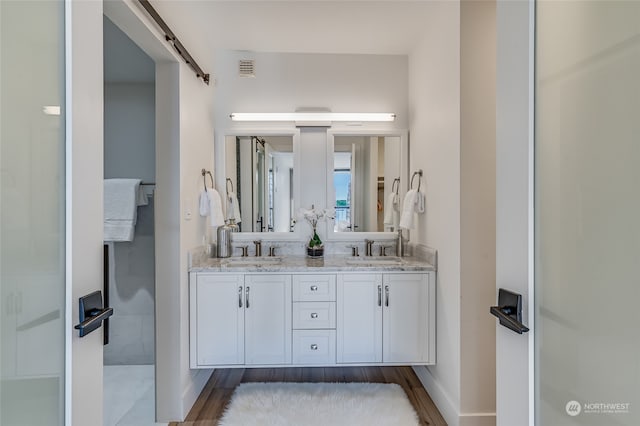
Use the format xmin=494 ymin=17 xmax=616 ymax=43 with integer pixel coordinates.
xmin=0 ymin=0 xmax=66 ymax=424
xmin=535 ymin=2 xmax=640 ymax=425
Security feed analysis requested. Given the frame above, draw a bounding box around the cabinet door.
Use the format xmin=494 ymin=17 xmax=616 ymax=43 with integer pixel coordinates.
xmin=382 ymin=273 xmax=430 ymax=363
xmin=244 ymin=274 xmax=292 ymax=365
xmin=336 ymin=274 xmax=383 ymax=363
xmin=193 ymin=274 xmax=244 ymax=366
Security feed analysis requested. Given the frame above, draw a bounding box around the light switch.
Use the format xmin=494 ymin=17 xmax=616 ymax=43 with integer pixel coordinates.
xmin=184 ymin=197 xmax=192 ymax=221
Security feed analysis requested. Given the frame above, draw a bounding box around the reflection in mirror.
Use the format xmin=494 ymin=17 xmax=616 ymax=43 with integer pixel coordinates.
xmin=332 ymin=136 xmax=401 ymax=232
xmin=224 ymin=135 xmax=294 ymax=232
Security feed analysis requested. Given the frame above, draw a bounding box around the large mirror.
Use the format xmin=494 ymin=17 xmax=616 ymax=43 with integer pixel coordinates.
xmin=223 ymin=133 xmax=297 ymax=233
xmin=327 ymin=130 xmax=408 ymax=236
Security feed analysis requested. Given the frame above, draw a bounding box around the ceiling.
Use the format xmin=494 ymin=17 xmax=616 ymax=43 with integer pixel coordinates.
xmin=103 ymin=1 xmax=438 ymax=82
xmin=151 ymin=1 xmax=437 ymax=56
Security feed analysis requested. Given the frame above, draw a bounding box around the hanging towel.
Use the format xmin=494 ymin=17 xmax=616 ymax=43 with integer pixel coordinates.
xmin=383 ymin=192 xmax=398 ymax=225
xmin=199 ymin=190 xmax=211 ymax=217
xmin=137 ymin=186 xmax=149 ymax=206
xmin=399 ymin=189 xmax=421 ymax=230
xmin=416 ymin=191 xmax=426 ymax=213
xmin=226 ymin=192 xmax=242 ymax=223
xmin=208 ymin=188 xmax=226 ymax=227
xmin=104 ymin=179 xmax=141 ymax=242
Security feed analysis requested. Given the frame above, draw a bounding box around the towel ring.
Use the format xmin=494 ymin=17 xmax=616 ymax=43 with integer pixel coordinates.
xmin=226 ymin=178 xmax=234 ymax=195
xmin=201 ymin=169 xmax=214 ymax=191
xmin=410 ymin=170 xmax=423 ymax=191
xmin=391 ymin=178 xmax=400 ymax=195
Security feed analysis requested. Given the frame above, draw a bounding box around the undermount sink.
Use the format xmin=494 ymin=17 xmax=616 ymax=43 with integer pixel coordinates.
xmin=345 ymin=257 xmax=405 ymax=266
xmin=223 ymin=257 xmax=283 ymax=267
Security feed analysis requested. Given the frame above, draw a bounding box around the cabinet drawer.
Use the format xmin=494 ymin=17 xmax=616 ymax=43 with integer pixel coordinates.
xmin=292 ymin=330 xmax=336 ymax=365
xmin=293 ymin=302 xmax=336 ymax=329
xmin=293 ymin=275 xmax=336 ymax=301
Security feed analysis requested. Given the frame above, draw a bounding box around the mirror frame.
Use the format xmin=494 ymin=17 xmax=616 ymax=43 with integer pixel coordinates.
xmin=325 ymin=129 xmax=409 ymax=241
xmin=215 ymin=128 xmax=302 ymax=241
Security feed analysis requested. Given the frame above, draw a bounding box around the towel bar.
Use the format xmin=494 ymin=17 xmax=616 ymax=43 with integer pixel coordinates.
xmin=201 ymin=169 xmax=214 ymax=191
xmin=410 ymin=170 xmax=423 ymax=191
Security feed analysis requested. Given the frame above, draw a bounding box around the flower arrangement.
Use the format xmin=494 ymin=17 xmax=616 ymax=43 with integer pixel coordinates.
xmin=297 ymin=205 xmax=334 ymax=256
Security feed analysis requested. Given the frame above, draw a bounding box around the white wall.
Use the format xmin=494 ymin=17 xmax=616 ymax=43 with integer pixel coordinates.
xmin=460 ymin=1 xmax=496 ymax=425
xmin=408 ymin=1 xmax=462 ymax=425
xmin=213 ymin=50 xmax=408 ymax=129
xmin=177 ymin=63 xmax=215 ymax=420
xmin=409 ymin=3 xmax=497 ymax=426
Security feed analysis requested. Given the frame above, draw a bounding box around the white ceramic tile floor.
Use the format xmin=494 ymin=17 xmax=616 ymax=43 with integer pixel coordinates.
xmin=104 ymin=365 xmax=168 ymax=426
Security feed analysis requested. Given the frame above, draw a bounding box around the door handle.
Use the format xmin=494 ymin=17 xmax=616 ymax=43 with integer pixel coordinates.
xmin=238 ymin=286 xmax=243 ymax=308
xmin=377 ymin=285 xmax=382 ymax=307
xmin=245 ymin=286 xmax=250 ymax=308
xmin=490 ymin=288 xmax=529 ymax=334
xmin=74 ymin=290 xmax=114 ymax=337
xmin=384 ymin=285 xmax=390 ymax=307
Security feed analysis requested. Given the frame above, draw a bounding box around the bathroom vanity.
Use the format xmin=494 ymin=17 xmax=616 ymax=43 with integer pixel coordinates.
xmin=188 ymin=255 xmax=435 ymax=369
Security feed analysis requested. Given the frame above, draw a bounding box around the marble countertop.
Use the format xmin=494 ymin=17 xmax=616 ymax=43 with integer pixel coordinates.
xmin=189 ymin=254 xmax=435 ymax=273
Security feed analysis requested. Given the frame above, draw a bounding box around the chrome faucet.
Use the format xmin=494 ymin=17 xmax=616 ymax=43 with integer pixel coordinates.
xmin=364 ymin=239 xmax=374 ymax=256
xmin=253 ymin=240 xmax=262 ymax=257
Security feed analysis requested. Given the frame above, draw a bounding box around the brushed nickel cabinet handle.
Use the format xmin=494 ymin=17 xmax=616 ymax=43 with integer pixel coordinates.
xmin=310 ymin=285 xmax=318 ymax=291
xmin=310 ymin=344 xmax=318 ymax=350
xmin=385 ymin=285 xmax=390 ymax=307
xmin=245 ymin=286 xmax=250 ymax=308
xmin=310 ymin=313 xmax=318 ymax=319
xmin=377 ymin=285 xmax=382 ymax=307
xmin=238 ymin=286 xmax=243 ymax=308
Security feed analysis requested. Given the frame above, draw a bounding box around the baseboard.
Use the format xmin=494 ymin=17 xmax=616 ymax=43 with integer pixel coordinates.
xmin=181 ymin=368 xmax=213 ymax=420
xmin=412 ymin=366 xmax=459 ymax=426
xmin=460 ymin=412 xmax=496 ymax=426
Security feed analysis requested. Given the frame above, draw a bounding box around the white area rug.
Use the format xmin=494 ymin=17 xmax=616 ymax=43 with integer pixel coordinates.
xmin=218 ymin=382 xmax=420 ymax=426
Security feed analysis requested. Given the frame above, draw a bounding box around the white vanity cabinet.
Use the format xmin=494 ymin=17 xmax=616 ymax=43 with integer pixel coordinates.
xmin=190 ymin=273 xmax=292 ymax=368
xmin=190 ymin=269 xmax=434 ymax=368
xmin=337 ymin=273 xmax=435 ymax=364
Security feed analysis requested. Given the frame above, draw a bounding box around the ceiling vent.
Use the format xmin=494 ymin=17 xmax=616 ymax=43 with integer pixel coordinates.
xmin=239 ymin=60 xmax=255 ymax=78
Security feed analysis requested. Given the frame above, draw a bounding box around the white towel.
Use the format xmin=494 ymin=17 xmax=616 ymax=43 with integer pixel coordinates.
xmin=226 ymin=192 xmax=242 ymax=223
xmin=104 ymin=179 xmax=140 ymax=242
xmin=399 ymin=189 xmax=425 ymax=230
xmin=199 ymin=190 xmax=210 ymax=217
xmin=208 ymin=188 xmax=226 ymax=227
xmin=137 ymin=186 xmax=149 ymax=206
xmin=383 ymin=193 xmax=398 ymax=225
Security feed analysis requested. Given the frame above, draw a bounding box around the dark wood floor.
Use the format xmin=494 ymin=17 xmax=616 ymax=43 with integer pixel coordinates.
xmin=170 ymin=366 xmax=447 ymax=426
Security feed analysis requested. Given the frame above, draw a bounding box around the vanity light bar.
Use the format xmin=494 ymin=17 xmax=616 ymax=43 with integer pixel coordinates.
xmin=229 ymin=112 xmax=396 ymax=122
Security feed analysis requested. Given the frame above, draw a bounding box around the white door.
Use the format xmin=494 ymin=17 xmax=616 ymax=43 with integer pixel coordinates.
xmin=244 ymin=275 xmax=292 ymax=365
xmin=497 ymin=1 xmax=640 ymax=425
xmin=382 ymin=274 xmax=429 ymax=363
xmin=336 ymin=274 xmax=383 ymax=363
xmin=1 ymin=1 xmax=104 ymax=425
xmin=193 ymin=274 xmax=244 ymax=366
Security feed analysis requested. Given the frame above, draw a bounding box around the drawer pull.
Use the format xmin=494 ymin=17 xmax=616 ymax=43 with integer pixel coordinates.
xmin=310 ymin=344 xmax=318 ymax=350
xmin=310 ymin=312 xmax=318 ymax=319
xmin=310 ymin=285 xmax=318 ymax=291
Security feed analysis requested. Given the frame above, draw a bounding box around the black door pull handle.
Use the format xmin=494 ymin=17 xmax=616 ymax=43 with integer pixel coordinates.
xmin=74 ymin=290 xmax=114 ymax=337
xmin=490 ymin=288 xmax=529 ymax=334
